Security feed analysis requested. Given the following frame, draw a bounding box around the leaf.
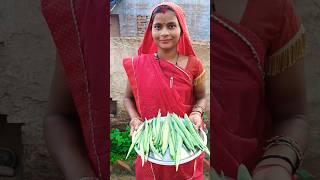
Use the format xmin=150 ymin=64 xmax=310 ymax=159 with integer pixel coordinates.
xmin=110 ymin=127 xmax=138 ymax=163
xmin=237 ymin=164 xmax=252 ymax=180
xmin=296 ymin=169 xmax=315 ymax=180
xmin=209 ymin=167 xmax=221 ymax=180
xmin=220 ymin=170 xmax=225 ymax=180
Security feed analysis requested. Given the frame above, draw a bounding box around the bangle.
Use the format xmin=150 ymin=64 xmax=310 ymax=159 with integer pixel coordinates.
xmin=265 ymin=141 xmax=301 ymax=171
xmin=253 ymin=164 xmax=293 ymax=178
xmin=191 ymin=108 xmax=203 ymax=116
xmin=193 ymin=104 xmax=205 ymax=111
xmin=190 ymin=111 xmax=202 ymax=116
xmin=130 ymin=117 xmax=142 ymax=127
xmin=192 ymin=104 xmax=205 ymax=115
xmin=258 ymin=155 xmax=295 ymax=174
xmin=130 ymin=117 xmax=142 ymax=122
xmin=265 ymin=136 xmax=303 ymax=173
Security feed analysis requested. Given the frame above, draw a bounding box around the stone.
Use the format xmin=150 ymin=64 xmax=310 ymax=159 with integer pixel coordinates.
xmin=113 ymin=160 xmax=133 ymax=174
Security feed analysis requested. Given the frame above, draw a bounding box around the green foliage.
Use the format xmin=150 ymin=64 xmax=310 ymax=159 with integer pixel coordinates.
xmin=203 ymin=111 xmax=208 ymax=121
xmin=296 ymin=169 xmax=315 ymax=180
xmin=210 ymin=164 xmax=251 ymax=180
xmin=110 ymin=126 xmax=136 ymax=165
xmin=237 ymin=164 xmax=252 ymax=180
xmin=210 ymin=167 xmax=222 ymax=180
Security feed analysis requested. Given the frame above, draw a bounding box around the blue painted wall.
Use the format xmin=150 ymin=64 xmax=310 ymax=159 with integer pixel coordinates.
xmin=111 ymin=0 xmax=210 ymax=41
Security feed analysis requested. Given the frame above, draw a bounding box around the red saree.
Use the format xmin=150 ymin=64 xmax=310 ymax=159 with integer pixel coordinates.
xmin=211 ymin=14 xmax=269 ymax=178
xmin=211 ymin=0 xmax=305 ymax=178
xmin=123 ymin=2 xmax=206 ymax=180
xmin=123 ymin=54 xmax=205 ymax=180
xmin=41 ymin=0 xmax=108 ymax=179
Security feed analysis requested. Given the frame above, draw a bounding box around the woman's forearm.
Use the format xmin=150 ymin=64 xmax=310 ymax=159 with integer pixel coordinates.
xmin=260 ymin=114 xmax=310 ymax=172
xmin=44 ymin=114 xmax=96 ymax=180
xmin=266 ymin=115 xmax=309 ymax=156
xmin=261 ymin=59 xmax=309 ymax=173
xmin=272 ymin=115 xmax=309 ymax=153
xmin=193 ymin=79 xmax=207 ymax=113
xmin=123 ymin=97 xmax=140 ymax=119
xmin=194 ymin=97 xmax=207 ymax=110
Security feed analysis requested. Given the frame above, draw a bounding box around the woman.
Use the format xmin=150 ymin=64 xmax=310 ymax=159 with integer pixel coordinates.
xmin=211 ymin=0 xmax=309 ymax=179
xmin=123 ymin=2 xmax=207 ymax=180
xmin=41 ymin=0 xmax=108 ymax=179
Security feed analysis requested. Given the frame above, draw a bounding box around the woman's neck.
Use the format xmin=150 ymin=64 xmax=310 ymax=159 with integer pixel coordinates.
xmin=157 ymin=49 xmax=178 ymax=63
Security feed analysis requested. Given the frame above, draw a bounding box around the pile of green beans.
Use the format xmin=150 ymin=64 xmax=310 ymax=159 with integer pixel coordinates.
xmin=126 ymin=111 xmax=210 ymax=171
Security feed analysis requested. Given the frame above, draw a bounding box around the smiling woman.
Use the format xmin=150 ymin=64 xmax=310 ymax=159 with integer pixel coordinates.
xmin=121 ymin=2 xmax=208 ymax=180
xmin=150 ymin=7 xmax=190 ymax=70
xmin=151 ymin=9 xmax=181 ymax=53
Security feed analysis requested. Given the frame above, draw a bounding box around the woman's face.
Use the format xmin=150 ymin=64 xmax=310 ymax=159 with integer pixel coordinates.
xmin=151 ymin=10 xmax=181 ymax=51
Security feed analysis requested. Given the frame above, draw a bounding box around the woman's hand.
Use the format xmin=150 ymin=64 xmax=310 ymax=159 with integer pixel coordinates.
xmin=129 ymin=117 xmax=143 ymax=136
xmin=252 ymin=157 xmax=293 ymax=180
xmin=189 ymin=112 xmax=202 ymax=130
xmin=252 ymin=166 xmax=293 ymax=180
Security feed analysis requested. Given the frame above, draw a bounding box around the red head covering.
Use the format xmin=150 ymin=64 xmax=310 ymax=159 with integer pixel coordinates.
xmin=138 ymin=2 xmax=196 ymax=56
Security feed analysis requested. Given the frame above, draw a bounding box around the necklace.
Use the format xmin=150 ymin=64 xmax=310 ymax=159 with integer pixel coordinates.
xmin=175 ymin=52 xmax=179 ymax=66
xmin=155 ymin=52 xmax=179 ymax=66
xmin=154 ymin=52 xmax=179 ymax=89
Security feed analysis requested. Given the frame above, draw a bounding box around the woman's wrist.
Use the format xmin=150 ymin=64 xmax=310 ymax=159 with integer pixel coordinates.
xmin=253 ymin=163 xmax=292 ymax=176
xmin=190 ymin=111 xmax=202 ymax=117
xmin=130 ymin=117 xmax=142 ymax=121
xmin=256 ymin=154 xmax=294 ymax=174
xmin=192 ymin=104 xmax=205 ymax=116
xmin=263 ymin=136 xmax=302 ymax=173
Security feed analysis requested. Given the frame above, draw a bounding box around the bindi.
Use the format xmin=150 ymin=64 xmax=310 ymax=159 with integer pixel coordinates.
xmin=159 ymin=6 xmax=169 ymax=13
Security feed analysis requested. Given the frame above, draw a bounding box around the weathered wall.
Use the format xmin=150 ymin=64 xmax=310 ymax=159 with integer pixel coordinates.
xmin=110 ymin=37 xmax=210 ymax=127
xmin=0 ymin=0 xmax=62 ymax=179
xmin=0 ymin=1 xmax=14 ymax=42
xmin=0 ymin=0 xmax=319 ymax=179
xmin=294 ymin=0 xmax=320 ymax=177
xmin=111 ymin=0 xmax=210 ymax=41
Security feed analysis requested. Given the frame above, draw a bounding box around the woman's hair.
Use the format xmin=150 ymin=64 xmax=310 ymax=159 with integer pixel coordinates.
xmin=150 ymin=5 xmax=175 ymax=22
xmin=211 ymin=2 xmax=215 ymax=12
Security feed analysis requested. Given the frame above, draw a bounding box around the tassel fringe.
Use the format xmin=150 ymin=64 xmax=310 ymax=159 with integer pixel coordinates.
xmin=193 ymin=70 xmax=206 ymax=86
xmin=266 ymin=25 xmax=306 ymax=76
